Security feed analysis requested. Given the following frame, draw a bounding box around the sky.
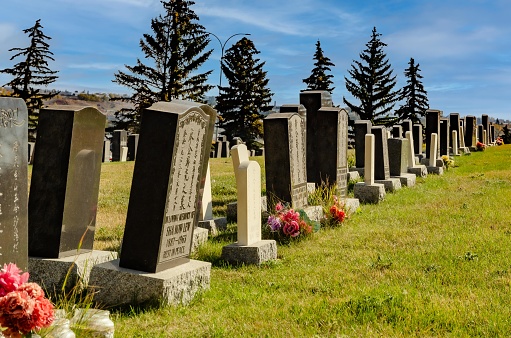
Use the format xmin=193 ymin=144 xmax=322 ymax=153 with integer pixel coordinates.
xmin=1 ymin=0 xmax=510 ymax=120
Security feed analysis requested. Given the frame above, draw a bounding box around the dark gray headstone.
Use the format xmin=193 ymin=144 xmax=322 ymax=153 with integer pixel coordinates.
xmin=477 ymin=124 xmax=484 ymax=143
xmin=371 ymin=126 xmax=390 ymax=180
xmin=119 ymin=100 xmax=216 ymax=273
xmin=299 ymin=90 xmax=332 ymax=182
xmin=111 ymin=130 xmax=127 ymax=161
xmin=127 ymin=134 xmax=139 ymax=161
xmin=440 ymin=118 xmax=450 ymax=156
xmin=413 ymin=124 xmax=423 ymax=155
xmin=264 ymin=113 xmax=307 ymax=209
xmin=465 ymin=116 xmax=477 ymax=147
xmin=401 ymin=120 xmax=413 ymax=138
xmin=354 ymin=120 xmax=372 ymax=167
xmin=425 ymin=110 xmax=441 ymax=158
xmin=28 ymin=106 xmax=105 ymax=258
xmin=387 ymin=138 xmax=409 ymax=176
xmin=482 ymin=114 xmax=489 ymax=141
xmin=311 ymin=107 xmax=348 ymax=197
xmin=279 ymin=104 xmax=306 ymax=117
xmin=0 ymin=98 xmax=28 ymax=269
xmin=490 ymin=124 xmax=495 ymax=143
xmin=392 ymin=125 xmax=402 ymax=138
xmin=449 ymin=113 xmax=460 ymax=148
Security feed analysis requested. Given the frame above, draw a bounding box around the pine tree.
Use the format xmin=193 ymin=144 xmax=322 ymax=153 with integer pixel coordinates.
xmin=112 ymin=0 xmax=213 ymax=132
xmin=395 ymin=57 xmax=429 ymax=125
xmin=0 ymin=19 xmax=59 ymax=132
xmin=302 ymin=40 xmax=335 ymax=93
xmin=344 ymin=27 xmax=399 ymax=126
xmin=216 ymin=37 xmax=273 ymax=150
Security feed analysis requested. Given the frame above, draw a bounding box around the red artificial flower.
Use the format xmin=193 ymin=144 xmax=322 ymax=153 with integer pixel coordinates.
xmin=0 ymin=264 xmax=29 ymax=297
xmin=282 ymin=220 xmax=300 ymax=237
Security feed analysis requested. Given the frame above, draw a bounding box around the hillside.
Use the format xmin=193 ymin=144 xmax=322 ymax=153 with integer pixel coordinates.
xmin=44 ymin=94 xmax=134 ymax=117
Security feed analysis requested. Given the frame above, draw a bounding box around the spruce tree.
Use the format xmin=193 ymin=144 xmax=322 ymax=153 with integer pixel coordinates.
xmin=215 ymin=37 xmax=273 ymax=150
xmin=302 ymin=40 xmax=335 ymax=93
xmin=344 ymin=27 xmax=399 ymax=126
xmin=395 ymin=57 xmax=429 ymax=125
xmin=112 ymin=0 xmax=213 ymax=132
xmin=0 ymin=19 xmax=58 ymax=132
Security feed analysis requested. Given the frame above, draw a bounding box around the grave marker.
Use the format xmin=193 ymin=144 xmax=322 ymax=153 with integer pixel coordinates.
xmin=127 ymin=134 xmax=139 ymax=161
xmin=426 ymin=110 xmax=441 ymax=159
xmin=440 ymin=118 xmax=450 ymax=156
xmin=111 ymin=130 xmax=127 ymax=161
xmin=354 ymin=120 xmax=372 ymax=168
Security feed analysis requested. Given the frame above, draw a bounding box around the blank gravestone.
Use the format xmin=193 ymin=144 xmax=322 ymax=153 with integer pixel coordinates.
xmin=127 ymin=134 xmax=139 ymax=161
xmin=111 ymin=130 xmax=127 ymax=162
xmin=425 ymin=109 xmax=441 ymax=160
xmin=465 ymin=115 xmax=477 ymax=150
xmin=401 ymin=120 xmax=413 ymax=138
xmin=439 ymin=118 xmax=450 ymax=156
xmin=387 ymin=138 xmax=416 ymax=186
xmin=353 ymin=120 xmax=372 ymax=175
xmin=0 ymin=98 xmax=28 ymax=270
xmin=482 ymin=114 xmax=490 ymax=144
xmin=28 ymin=106 xmax=110 ymax=291
xmin=353 ymin=134 xmax=385 ymax=203
xmin=89 ymin=100 xmax=215 ymax=307
xmin=371 ymin=126 xmax=401 ymax=192
xmin=449 ymin=113 xmax=460 ymax=150
xmin=413 ymin=124 xmax=424 ymax=159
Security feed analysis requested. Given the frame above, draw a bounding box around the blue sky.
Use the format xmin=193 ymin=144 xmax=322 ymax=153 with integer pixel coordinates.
xmin=1 ymin=0 xmax=510 ymax=120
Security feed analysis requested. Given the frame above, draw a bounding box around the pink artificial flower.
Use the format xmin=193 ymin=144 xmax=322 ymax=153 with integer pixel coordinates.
xmin=0 ymin=264 xmax=29 ymax=297
xmin=283 ymin=220 xmax=300 ymax=237
xmin=275 ymin=202 xmax=284 ymax=212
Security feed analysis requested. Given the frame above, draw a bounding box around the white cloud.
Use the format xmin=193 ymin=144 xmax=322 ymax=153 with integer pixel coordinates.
xmin=67 ymin=63 xmax=123 ymax=70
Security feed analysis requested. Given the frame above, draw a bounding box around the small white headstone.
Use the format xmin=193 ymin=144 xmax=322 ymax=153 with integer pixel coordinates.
xmin=405 ymin=131 xmax=415 ymax=168
xmin=459 ymin=126 xmax=465 ymax=147
xmin=231 ymin=144 xmax=249 ymax=181
xmin=200 ymin=163 xmax=213 ymax=221
xmin=364 ymin=134 xmax=375 ymax=185
xmin=236 ymin=161 xmax=261 ymax=246
xmin=429 ymin=133 xmax=438 ymax=167
xmin=483 ymin=130 xmax=487 ymax=145
xmin=452 ymin=130 xmax=458 ymax=155
xmin=120 ymin=146 xmax=128 ymax=162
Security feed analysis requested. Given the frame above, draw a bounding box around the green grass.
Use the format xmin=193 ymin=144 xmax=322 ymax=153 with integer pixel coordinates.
xmin=92 ymin=145 xmax=511 ymax=337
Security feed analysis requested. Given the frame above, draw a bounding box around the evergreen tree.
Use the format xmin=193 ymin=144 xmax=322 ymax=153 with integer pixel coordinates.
xmin=216 ymin=37 xmax=273 ymax=150
xmin=395 ymin=57 xmax=428 ymax=125
xmin=112 ymin=0 xmax=213 ymax=132
xmin=302 ymin=40 xmax=335 ymax=93
xmin=344 ymin=27 xmax=399 ymax=126
xmin=0 ymin=19 xmax=58 ymax=132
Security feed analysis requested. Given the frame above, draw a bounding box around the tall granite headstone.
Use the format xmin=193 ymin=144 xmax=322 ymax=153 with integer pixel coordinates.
xmin=387 ymin=138 xmax=409 ymax=176
xmin=111 ymin=130 xmax=127 ymax=162
xmin=465 ymin=116 xmax=477 ymax=147
xmin=401 ymin=120 xmax=413 ymax=138
xmin=392 ymin=125 xmax=402 ymax=138
xmin=119 ymin=100 xmax=215 ymax=273
xmin=425 ymin=110 xmax=441 ymax=158
xmin=28 ymin=106 xmax=105 ymax=258
xmin=264 ymin=113 xmax=307 ymax=209
xmin=477 ymin=125 xmax=484 ymax=143
xmin=482 ymin=114 xmax=490 ymax=144
xmin=371 ymin=126 xmax=390 ymax=180
xmin=439 ymin=118 xmax=450 ymax=156
xmin=0 ymin=98 xmax=28 ymax=269
xmin=413 ymin=124 xmax=423 ymax=155
xmin=127 ymin=134 xmax=139 ymax=161
xmin=354 ymin=120 xmax=372 ymax=168
xmin=449 ymin=113 xmax=460 ymax=148
xmin=299 ymin=90 xmax=332 ymax=182
xmin=490 ymin=124 xmax=495 ymax=143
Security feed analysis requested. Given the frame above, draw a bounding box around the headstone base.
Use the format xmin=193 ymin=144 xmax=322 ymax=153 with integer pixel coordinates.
xmin=392 ymin=173 xmax=416 ymax=187
xmin=459 ymin=147 xmax=471 ymax=155
xmin=374 ymin=178 xmax=402 ymax=192
xmin=301 ymin=205 xmax=324 ymax=222
xmin=343 ymin=198 xmax=360 ymax=215
xmin=347 ymin=171 xmax=360 ymax=181
xmin=192 ymin=227 xmax=209 ymax=252
xmin=470 ymin=146 xmax=478 ymax=152
xmin=420 ymin=158 xmax=445 ymax=168
xmin=349 ymin=167 xmax=364 ymax=177
xmin=28 ymin=250 xmax=117 ymax=294
xmin=227 ymin=196 xmax=267 ymax=222
xmin=427 ymin=166 xmax=444 ymax=175
xmin=353 ymin=182 xmax=385 ymax=204
xmin=416 ymin=153 xmax=426 ymax=162
xmin=221 ymin=240 xmax=277 ymax=266
xmin=408 ymin=165 xmax=428 ymax=178
xmin=88 ymin=259 xmax=211 ymax=307
xmin=198 ymin=218 xmax=228 ymax=236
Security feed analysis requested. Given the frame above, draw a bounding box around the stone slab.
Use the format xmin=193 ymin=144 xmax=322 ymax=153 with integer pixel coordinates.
xmin=374 ymin=178 xmax=402 ymax=192
xmin=350 ymin=167 xmax=364 ymax=177
xmin=347 ymin=171 xmax=360 ymax=181
xmin=301 ymin=205 xmax=324 ymax=222
xmin=408 ymin=165 xmax=428 ymax=178
xmin=191 ymin=227 xmax=209 ymax=253
xmin=28 ymin=250 xmax=117 ymax=294
xmin=353 ymin=182 xmax=385 ymax=204
xmin=221 ymin=240 xmax=277 ymax=266
xmin=198 ymin=218 xmax=228 ymax=236
xmin=343 ymin=198 xmax=360 ymax=215
xmin=392 ymin=173 xmax=416 ymax=187
xmin=427 ymin=166 xmax=444 ymax=175
xmin=88 ymin=259 xmax=211 ymax=307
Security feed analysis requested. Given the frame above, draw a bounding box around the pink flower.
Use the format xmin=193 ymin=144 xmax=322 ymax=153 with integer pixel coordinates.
xmin=275 ymin=202 xmax=284 ymax=212
xmin=0 ymin=264 xmax=29 ymax=297
xmin=282 ymin=220 xmax=300 ymax=237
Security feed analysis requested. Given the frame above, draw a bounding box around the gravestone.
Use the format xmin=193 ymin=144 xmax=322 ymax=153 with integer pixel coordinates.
xmin=452 ymin=130 xmax=459 ymax=156
xmin=482 ymin=114 xmax=489 ymax=144
xmin=127 ymin=134 xmax=139 ymax=161
xmin=490 ymin=124 xmax=495 ymax=143
xmin=465 ymin=116 xmax=477 ymax=148
xmin=477 ymin=124 xmax=484 ymax=143
xmin=401 ymin=120 xmax=413 ymax=138
xmin=354 ymin=120 xmax=372 ymax=169
xmin=279 ymin=104 xmax=306 ymax=117
xmin=391 ymin=125 xmax=402 ymax=138
xmin=449 ymin=113 xmax=460 ymax=149
xmin=111 ymin=130 xmax=127 ymax=162
xmin=426 ymin=133 xmax=443 ymax=175
xmin=263 ymin=113 xmax=307 ymax=209
xmin=299 ymin=90 xmax=333 ymax=182
xmin=215 ymin=135 xmax=230 ymax=158
xmin=28 ymin=106 xmax=105 ymax=259
xmin=353 ymin=134 xmax=385 ymax=203
xmin=413 ymin=124 xmax=424 ymax=157
xmin=388 ymin=138 xmax=416 ymax=186
xmin=439 ymin=118 xmax=450 ymax=156
xmin=28 ymin=142 xmax=35 ymax=164
xmin=372 ymin=126 xmax=401 ymax=192
xmin=0 ymin=98 xmax=28 ymax=269
xmin=102 ymin=139 xmax=111 ymax=162
xmin=405 ymin=131 xmax=428 ymax=178
xmin=425 ymin=110 xmax=441 ymax=159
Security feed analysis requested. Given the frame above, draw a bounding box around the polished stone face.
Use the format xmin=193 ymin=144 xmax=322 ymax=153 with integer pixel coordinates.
xmin=28 ymin=106 xmax=105 ymax=258
xmin=0 ymin=97 xmax=28 ymax=269
xmin=371 ymin=126 xmax=390 ymax=180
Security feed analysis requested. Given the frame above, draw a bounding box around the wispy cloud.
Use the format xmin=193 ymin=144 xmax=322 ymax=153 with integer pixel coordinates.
xmin=67 ymin=63 xmax=123 ymax=70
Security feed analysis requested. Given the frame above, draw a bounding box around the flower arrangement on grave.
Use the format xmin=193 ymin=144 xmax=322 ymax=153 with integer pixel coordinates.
xmin=496 ymin=137 xmax=504 ymax=146
xmin=0 ymin=263 xmax=54 ymax=338
xmin=441 ymin=155 xmax=454 ymax=170
xmin=266 ymin=202 xmax=319 ymax=244
xmin=476 ymin=141 xmax=486 ymax=151
xmin=323 ymin=195 xmax=347 ymax=228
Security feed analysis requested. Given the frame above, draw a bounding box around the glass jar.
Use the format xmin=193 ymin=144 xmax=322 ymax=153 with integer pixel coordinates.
xmin=70 ymin=309 xmax=114 ymax=338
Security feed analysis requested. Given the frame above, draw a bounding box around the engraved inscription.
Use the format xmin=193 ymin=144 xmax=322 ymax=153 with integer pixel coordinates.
xmin=0 ymin=108 xmax=26 ymax=128
xmin=291 ymin=183 xmax=308 ymax=209
xmin=288 ymin=115 xmax=307 ymax=208
xmin=159 ymin=111 xmax=208 ymax=263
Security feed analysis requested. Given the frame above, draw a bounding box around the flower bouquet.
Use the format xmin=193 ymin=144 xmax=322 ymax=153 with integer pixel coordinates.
xmin=496 ymin=137 xmax=504 ymax=146
xmin=266 ymin=202 xmax=319 ymax=244
xmin=476 ymin=141 xmax=486 ymax=151
xmin=0 ymin=264 xmax=54 ymax=338
xmin=323 ymin=195 xmax=347 ymax=228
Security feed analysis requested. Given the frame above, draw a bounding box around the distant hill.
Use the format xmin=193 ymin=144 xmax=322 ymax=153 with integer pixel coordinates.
xmin=44 ymin=94 xmax=134 ymax=117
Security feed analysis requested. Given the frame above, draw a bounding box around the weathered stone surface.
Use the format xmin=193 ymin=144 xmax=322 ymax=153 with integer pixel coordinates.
xmin=374 ymin=177 xmax=402 ymax=192
xmin=29 ymin=250 xmax=117 ymax=293
xmin=191 ymin=227 xmax=208 ymax=253
xmin=408 ymin=165 xmax=428 ymax=178
xmin=198 ymin=218 xmax=228 ymax=236
xmin=221 ymin=240 xmax=277 ymax=266
xmin=353 ymin=182 xmax=385 ymax=204
xmin=347 ymin=171 xmax=360 ymax=181
xmin=89 ymin=259 xmax=211 ymax=307
xmin=343 ymin=198 xmax=360 ymax=215
xmin=427 ymin=166 xmax=444 ymax=175
xmin=301 ymin=205 xmax=324 ymax=222
xmin=395 ymin=173 xmax=416 ymax=187
xmin=226 ymin=196 xmax=267 ymax=223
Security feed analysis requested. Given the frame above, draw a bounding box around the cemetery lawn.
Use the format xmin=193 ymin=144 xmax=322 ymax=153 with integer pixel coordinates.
xmin=94 ymin=146 xmax=511 ymax=337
